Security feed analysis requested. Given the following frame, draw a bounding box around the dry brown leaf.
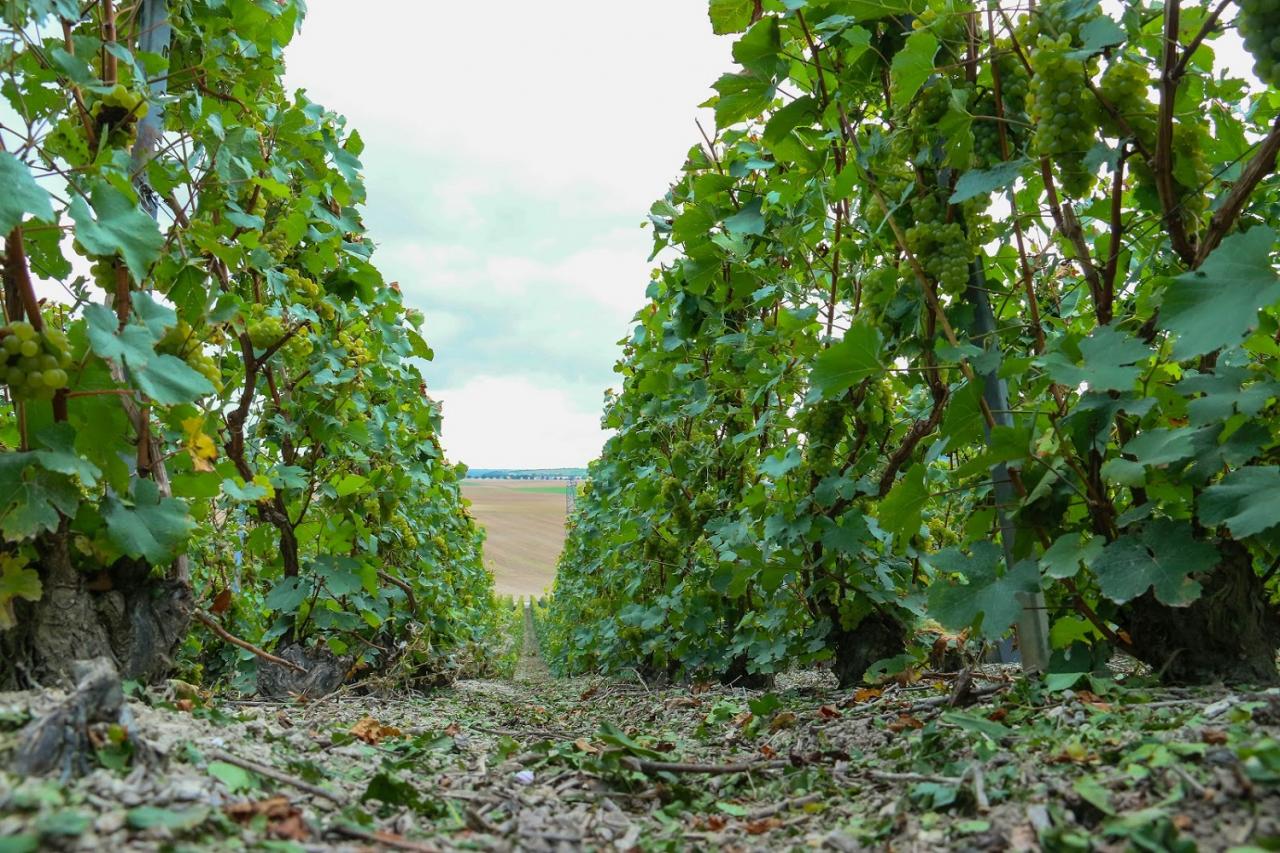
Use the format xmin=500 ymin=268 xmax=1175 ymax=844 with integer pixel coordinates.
xmin=1172 ymin=813 xmax=1193 ymax=831
xmin=744 ymin=817 xmax=783 ymax=835
xmin=444 ymin=722 xmax=461 ymax=737
xmin=887 ymin=714 xmax=924 ymax=733
xmin=759 ymin=744 xmax=778 ymax=759
xmin=1201 ymin=727 xmax=1228 ymax=745
xmin=579 ymin=685 xmax=600 ymax=701
xmin=175 ymin=698 xmax=194 ymax=713
xmin=769 ymin=711 xmax=798 ymax=732
xmin=211 ymin=587 xmax=232 ymax=614
xmin=350 ymin=716 xmax=403 ymax=745
xmin=574 ymin=737 xmax=599 ymax=754
xmin=851 ymin=687 xmax=883 ymax=704
xmin=733 ymin=710 xmax=754 ymax=728
xmin=224 ymin=796 xmax=309 ymax=841
xmin=816 ymin=704 xmax=842 ymax=720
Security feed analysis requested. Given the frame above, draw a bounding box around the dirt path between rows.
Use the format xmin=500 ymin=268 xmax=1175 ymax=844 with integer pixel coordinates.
xmin=2 ymin=620 xmax=1278 ymax=851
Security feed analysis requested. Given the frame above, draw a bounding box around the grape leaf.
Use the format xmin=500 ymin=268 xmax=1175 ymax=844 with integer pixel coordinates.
xmin=0 ymin=152 xmax=54 ymax=233
xmin=890 ymin=31 xmax=938 ymax=106
xmin=709 ymin=0 xmax=754 ymax=34
xmin=0 ymin=557 xmax=42 ymax=630
xmin=0 ymin=454 xmax=80 ymax=540
xmin=949 ymin=159 xmax=1030 ymax=203
xmin=927 ymin=543 xmax=1041 ymax=638
xmin=1041 ymin=325 xmax=1153 ymax=391
xmin=1160 ymin=227 xmax=1280 ymax=359
xmin=69 ymin=183 xmax=165 ymax=282
xmin=733 ymin=17 xmax=781 ymax=75
xmin=712 ymin=73 xmax=775 ymax=129
xmin=31 ymin=423 xmax=101 ymax=487
xmin=1199 ymin=466 xmax=1280 ymax=538
xmin=104 ymin=478 xmax=195 ymax=564
xmin=723 ymin=198 xmax=766 ymax=237
xmin=809 ymin=321 xmax=883 ymax=398
xmin=1090 ymin=519 xmax=1214 ymax=605
xmin=877 ymin=463 xmax=928 ymax=548
xmin=1039 ymin=532 xmax=1104 ymax=579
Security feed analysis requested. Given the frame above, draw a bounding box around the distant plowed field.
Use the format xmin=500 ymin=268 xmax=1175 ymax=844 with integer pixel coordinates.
xmin=461 ymin=479 xmax=569 ymax=598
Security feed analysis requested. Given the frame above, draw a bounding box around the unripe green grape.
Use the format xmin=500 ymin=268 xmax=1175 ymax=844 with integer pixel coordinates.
xmin=19 ymin=340 xmax=38 ymax=358
xmin=3 ymin=337 xmax=21 ymax=356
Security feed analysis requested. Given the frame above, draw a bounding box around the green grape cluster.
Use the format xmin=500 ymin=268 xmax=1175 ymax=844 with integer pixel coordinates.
xmin=247 ymin=315 xmax=284 ymax=349
xmin=911 ymin=2 xmax=968 ymax=53
xmin=1 ymin=322 xmax=71 ymax=401
xmin=1239 ymin=0 xmax=1280 ymax=87
xmin=913 ymin=80 xmax=953 ymax=128
xmin=1027 ymin=34 xmax=1099 ymax=196
xmin=1099 ymin=58 xmax=1154 ymax=142
xmin=1022 ymin=0 xmax=1099 ymax=44
xmin=157 ymin=320 xmax=222 ymax=391
xmin=284 ymin=326 xmax=313 ymax=360
xmin=91 ymin=83 xmax=148 ymax=148
xmin=337 ymin=328 xmax=371 ymax=369
xmin=973 ymin=51 xmax=1030 ymax=167
xmin=905 ymin=195 xmax=973 ymax=293
xmin=89 ymin=257 xmax=116 ymax=291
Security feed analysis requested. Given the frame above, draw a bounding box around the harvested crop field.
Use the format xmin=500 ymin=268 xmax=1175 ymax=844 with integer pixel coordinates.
xmin=461 ymin=479 xmax=570 ymax=598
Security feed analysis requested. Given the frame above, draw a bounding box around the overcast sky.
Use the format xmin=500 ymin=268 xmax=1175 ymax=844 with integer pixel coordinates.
xmin=284 ymin=3 xmax=731 ymax=469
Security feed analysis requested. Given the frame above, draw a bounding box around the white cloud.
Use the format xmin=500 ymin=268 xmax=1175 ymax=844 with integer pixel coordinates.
xmin=284 ymin=1 xmax=728 ymax=468
xmin=433 ymin=376 xmax=609 ymax=469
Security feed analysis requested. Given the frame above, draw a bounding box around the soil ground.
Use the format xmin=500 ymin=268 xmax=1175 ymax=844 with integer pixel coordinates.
xmin=1 ymin=614 xmax=1278 ymax=851
xmin=461 ymin=480 xmax=569 ymax=599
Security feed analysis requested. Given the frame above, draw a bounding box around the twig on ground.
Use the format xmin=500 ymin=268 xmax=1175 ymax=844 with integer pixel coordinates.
xmin=869 ymin=770 xmax=963 ymax=785
xmin=968 ymin=762 xmax=990 ymax=812
xmin=621 ymin=756 xmax=790 ymax=776
xmin=206 ymin=749 xmax=343 ymax=804
xmin=747 ymin=792 xmax=823 ymax=819
xmin=329 ymin=824 xmax=441 ymax=852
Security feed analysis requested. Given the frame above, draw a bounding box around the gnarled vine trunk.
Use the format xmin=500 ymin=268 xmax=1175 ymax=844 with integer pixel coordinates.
xmin=1 ymin=530 xmax=190 ymax=689
xmin=827 ymin=608 xmax=907 ymax=689
xmin=1121 ymin=541 xmax=1280 ymax=685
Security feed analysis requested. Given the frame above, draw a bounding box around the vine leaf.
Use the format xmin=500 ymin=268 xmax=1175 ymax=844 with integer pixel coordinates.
xmin=1199 ymin=466 xmax=1280 ymax=538
xmin=723 ymin=198 xmax=766 ymax=237
xmin=712 ymin=73 xmax=775 ymax=129
xmin=1039 ymin=532 xmax=1104 ymax=579
xmin=733 ymin=17 xmax=780 ymax=75
xmin=763 ymin=95 xmax=818 ymax=147
xmin=0 ymin=152 xmax=54 ymax=232
xmin=85 ymin=302 xmax=215 ymax=404
xmin=877 ymin=463 xmax=927 ymax=548
xmin=889 ymin=31 xmax=938 ymax=106
xmin=709 ymin=0 xmax=755 ymax=34
xmin=927 ymin=543 xmax=1041 ymax=638
xmin=0 ymin=556 xmax=42 ymax=630
xmin=69 ymin=183 xmax=165 ymax=281
xmin=1041 ymin=325 xmax=1153 ymax=392
xmin=949 ymin=159 xmax=1029 ymax=204
xmin=1160 ymin=227 xmax=1280 ymax=359
xmin=0 ymin=454 xmax=79 ymax=540
xmin=104 ymin=478 xmax=195 ymax=564
xmin=32 ymin=423 xmax=101 ymax=487
xmin=1090 ymin=520 xmax=1213 ymax=606
xmin=809 ymin=320 xmax=882 ymax=398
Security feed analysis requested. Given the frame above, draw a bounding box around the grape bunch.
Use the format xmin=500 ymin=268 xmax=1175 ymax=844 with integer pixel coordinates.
xmin=337 ymin=328 xmax=371 ymax=370
xmin=1239 ymin=0 xmax=1280 ymax=87
xmin=157 ymin=320 xmax=222 ymax=391
xmin=973 ymin=51 xmax=1030 ymax=167
xmin=247 ymin=314 xmax=284 ymax=349
xmin=1099 ymin=58 xmax=1154 ymax=142
xmin=1 ymin=322 xmax=72 ymax=401
xmin=1027 ymin=34 xmax=1100 ymax=196
xmin=905 ymin=195 xmax=973 ymax=293
xmin=91 ymin=83 xmax=148 ymax=148
xmin=1021 ymin=0 xmax=1100 ymax=44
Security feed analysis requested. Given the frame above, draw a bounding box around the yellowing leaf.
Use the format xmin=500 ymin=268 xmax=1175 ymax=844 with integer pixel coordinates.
xmin=181 ymin=417 xmax=218 ymax=472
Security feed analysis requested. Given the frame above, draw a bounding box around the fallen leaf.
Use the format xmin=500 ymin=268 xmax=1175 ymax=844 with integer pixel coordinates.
xmin=1172 ymin=813 xmax=1193 ymax=831
xmin=887 ymin=714 xmax=924 ymax=733
xmin=1201 ymin=728 xmax=1228 ymax=745
xmin=759 ymin=744 xmax=777 ymax=759
xmin=350 ymin=716 xmax=403 ymax=745
xmin=850 ymin=687 xmax=883 ymax=704
xmin=733 ymin=710 xmax=754 ymax=728
xmin=175 ymin=699 xmax=194 ymax=713
xmin=816 ymin=704 xmax=842 ymax=720
xmin=574 ymin=738 xmax=599 ymax=754
xmin=444 ymin=722 xmax=461 ymax=737
xmin=745 ymin=817 xmax=783 ymax=835
xmin=987 ymin=708 xmax=1008 ymax=722
xmin=769 ymin=711 xmax=798 ymax=732
xmin=224 ymin=796 xmax=309 ymax=841
xmin=579 ymin=685 xmax=600 ymax=701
